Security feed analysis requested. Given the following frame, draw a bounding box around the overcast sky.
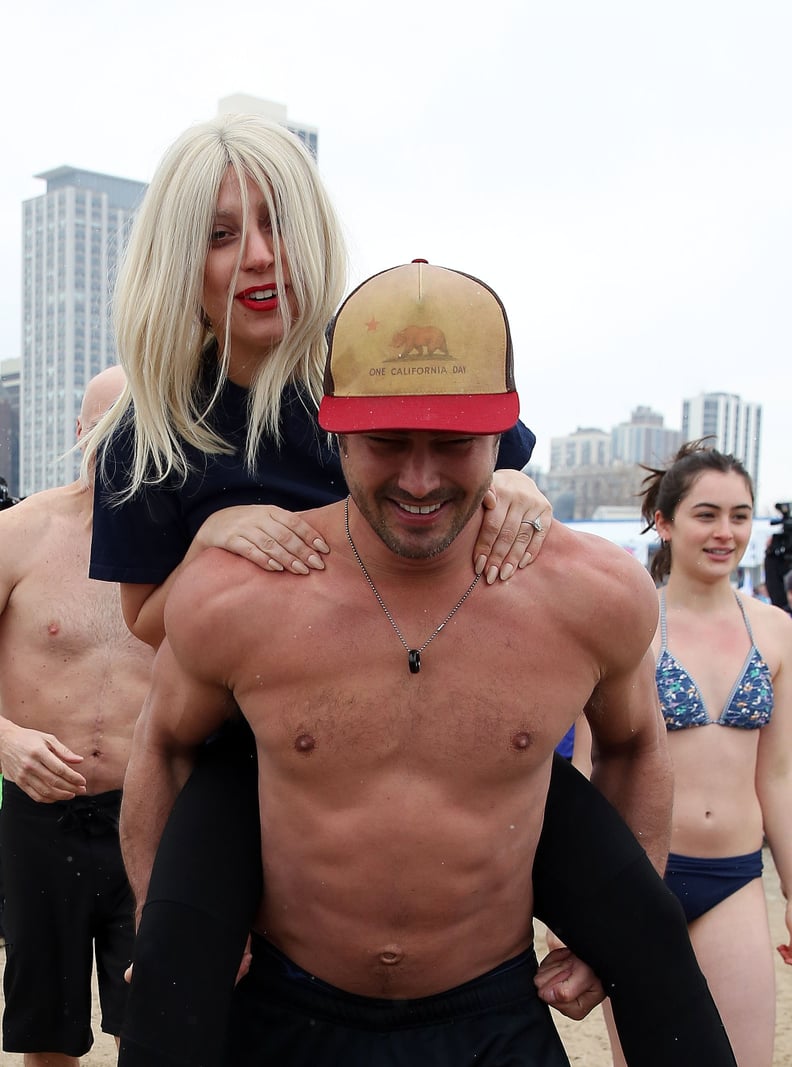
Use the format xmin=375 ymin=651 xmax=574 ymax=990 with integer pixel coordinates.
xmin=2 ymin=0 xmax=790 ymax=512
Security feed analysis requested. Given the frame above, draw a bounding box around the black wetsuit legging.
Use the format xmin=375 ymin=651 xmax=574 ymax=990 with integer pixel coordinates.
xmin=118 ymin=725 xmax=736 ymax=1067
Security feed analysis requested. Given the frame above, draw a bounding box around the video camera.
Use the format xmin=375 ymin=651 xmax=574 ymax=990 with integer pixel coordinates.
xmin=764 ymin=502 xmax=792 ymax=611
xmin=0 ymin=477 xmax=20 ymax=512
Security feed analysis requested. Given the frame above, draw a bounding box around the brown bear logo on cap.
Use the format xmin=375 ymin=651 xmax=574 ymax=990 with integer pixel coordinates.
xmin=390 ymin=325 xmax=450 ymax=359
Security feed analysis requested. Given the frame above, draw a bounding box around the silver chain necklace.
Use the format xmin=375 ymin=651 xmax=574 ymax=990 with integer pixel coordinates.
xmin=344 ymin=496 xmax=481 ymax=675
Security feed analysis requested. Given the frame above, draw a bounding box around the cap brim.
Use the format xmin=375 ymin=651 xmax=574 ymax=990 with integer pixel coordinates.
xmin=318 ymin=392 xmax=519 ymax=434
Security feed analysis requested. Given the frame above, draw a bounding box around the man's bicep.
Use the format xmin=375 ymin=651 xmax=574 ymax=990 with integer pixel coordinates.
xmin=143 ymin=638 xmax=237 ymax=753
xmin=584 ymin=565 xmax=660 ymax=751
xmin=584 ymin=648 xmax=662 ymax=754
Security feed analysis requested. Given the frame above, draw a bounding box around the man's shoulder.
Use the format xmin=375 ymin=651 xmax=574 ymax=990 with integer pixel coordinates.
xmin=539 ymin=525 xmax=658 ymax=630
xmin=164 ymin=549 xmax=256 ymax=664
xmin=0 ymin=485 xmax=91 ymax=604
xmin=0 ymin=483 xmax=83 ymax=545
xmin=167 ymin=497 xmax=341 ymax=616
xmin=164 ymin=544 xmax=321 ymax=679
xmin=547 ymin=524 xmax=654 ymax=585
xmin=173 ymin=547 xmax=264 ymax=602
xmin=516 ymin=528 xmax=656 ymax=684
xmin=167 ymin=546 xmax=297 ymax=634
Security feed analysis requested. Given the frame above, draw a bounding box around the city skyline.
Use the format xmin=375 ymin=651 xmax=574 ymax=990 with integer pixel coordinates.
xmin=1 ymin=1 xmax=789 ymax=511
xmin=5 ymin=321 xmax=776 ymax=512
xmin=546 ymin=395 xmax=763 ymax=521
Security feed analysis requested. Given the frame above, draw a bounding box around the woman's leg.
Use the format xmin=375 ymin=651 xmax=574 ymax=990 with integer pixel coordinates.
xmin=533 ymin=756 xmax=736 ymax=1066
xmin=602 ymin=998 xmax=628 ymax=1067
xmin=689 ymin=878 xmax=775 ymax=1067
xmin=119 ymin=720 xmax=262 ymax=1067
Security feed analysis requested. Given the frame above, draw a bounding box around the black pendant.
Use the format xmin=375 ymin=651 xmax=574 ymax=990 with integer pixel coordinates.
xmin=408 ymin=649 xmax=421 ymax=674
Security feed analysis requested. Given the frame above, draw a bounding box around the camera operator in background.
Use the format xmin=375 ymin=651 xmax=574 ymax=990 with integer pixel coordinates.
xmin=0 ymin=478 xmax=20 ymax=512
xmin=764 ymin=502 xmax=792 ymax=613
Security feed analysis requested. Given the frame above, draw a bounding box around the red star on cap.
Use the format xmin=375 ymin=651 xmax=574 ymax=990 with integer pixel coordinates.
xmin=365 ymin=316 xmax=380 ymax=332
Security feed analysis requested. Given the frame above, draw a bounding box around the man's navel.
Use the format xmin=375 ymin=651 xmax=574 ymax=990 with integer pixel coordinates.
xmin=377 ymin=945 xmax=405 ymax=966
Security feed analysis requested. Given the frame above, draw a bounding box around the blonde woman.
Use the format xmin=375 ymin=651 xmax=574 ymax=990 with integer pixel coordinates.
xmin=87 ymin=116 xmax=545 ymax=648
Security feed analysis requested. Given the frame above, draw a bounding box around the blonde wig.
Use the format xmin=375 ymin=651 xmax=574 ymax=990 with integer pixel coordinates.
xmin=86 ymin=113 xmax=347 ymax=496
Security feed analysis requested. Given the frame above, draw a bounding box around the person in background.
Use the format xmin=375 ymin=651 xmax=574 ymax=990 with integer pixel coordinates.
xmin=0 ymin=367 xmax=153 ymax=1066
xmin=605 ymin=441 xmax=792 ymax=1067
xmin=753 ymin=581 xmax=771 ymax=604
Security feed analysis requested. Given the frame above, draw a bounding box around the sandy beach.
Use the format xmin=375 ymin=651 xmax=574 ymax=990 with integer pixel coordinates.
xmin=2 ymin=846 xmax=790 ymax=1065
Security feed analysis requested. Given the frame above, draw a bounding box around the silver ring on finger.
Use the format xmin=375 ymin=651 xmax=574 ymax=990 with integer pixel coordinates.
xmin=520 ymin=517 xmax=543 ymax=533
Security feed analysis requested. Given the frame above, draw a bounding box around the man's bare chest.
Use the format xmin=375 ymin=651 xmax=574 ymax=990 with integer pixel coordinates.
xmin=234 ymin=618 xmax=600 ymax=780
xmin=6 ymin=563 xmax=131 ymax=655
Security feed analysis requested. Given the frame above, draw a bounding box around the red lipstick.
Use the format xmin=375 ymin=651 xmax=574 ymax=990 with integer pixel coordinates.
xmin=236 ymin=286 xmax=279 ymax=311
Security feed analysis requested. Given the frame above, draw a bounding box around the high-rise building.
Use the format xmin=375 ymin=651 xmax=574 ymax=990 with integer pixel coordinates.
xmin=217 ymin=94 xmax=319 ymax=158
xmin=682 ymin=392 xmax=762 ymax=492
xmin=549 ymin=427 xmax=611 ymax=471
xmin=548 ymin=427 xmax=614 ymax=520
xmin=547 ymin=409 xmax=686 ymax=520
xmin=21 ymin=167 xmax=145 ymax=495
xmin=0 ymin=357 xmax=21 ymax=498
xmin=611 ymin=406 xmax=683 ymax=467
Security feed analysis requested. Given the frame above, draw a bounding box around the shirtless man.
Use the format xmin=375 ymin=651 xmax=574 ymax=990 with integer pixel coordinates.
xmin=120 ymin=262 xmax=706 ymax=1064
xmin=0 ymin=366 xmax=153 ymax=1066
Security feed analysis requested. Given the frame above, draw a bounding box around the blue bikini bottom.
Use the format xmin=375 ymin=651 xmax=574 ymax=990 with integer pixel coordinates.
xmin=664 ymin=849 xmax=763 ymax=923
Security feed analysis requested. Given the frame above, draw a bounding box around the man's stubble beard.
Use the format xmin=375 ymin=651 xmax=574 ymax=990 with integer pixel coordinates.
xmin=346 ymin=477 xmax=493 ymax=561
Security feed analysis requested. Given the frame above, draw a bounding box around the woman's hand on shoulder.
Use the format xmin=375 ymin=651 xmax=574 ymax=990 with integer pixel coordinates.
xmin=475 ymin=470 xmax=552 ymax=584
xmin=194 ymin=505 xmax=330 ymax=575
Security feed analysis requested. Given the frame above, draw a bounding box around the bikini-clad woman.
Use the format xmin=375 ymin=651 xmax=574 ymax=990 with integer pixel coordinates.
xmin=608 ymin=441 xmax=792 ymax=1066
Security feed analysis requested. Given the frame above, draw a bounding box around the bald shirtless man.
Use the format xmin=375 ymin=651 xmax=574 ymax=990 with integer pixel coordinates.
xmin=0 ymin=366 xmax=153 ymax=1066
xmin=121 ymin=263 xmax=734 ymax=1065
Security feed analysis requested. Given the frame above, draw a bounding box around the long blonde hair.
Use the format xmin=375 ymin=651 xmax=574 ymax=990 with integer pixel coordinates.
xmin=86 ymin=113 xmax=347 ymax=496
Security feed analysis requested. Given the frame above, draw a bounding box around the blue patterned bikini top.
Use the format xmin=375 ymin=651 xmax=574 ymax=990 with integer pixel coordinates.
xmin=657 ymin=592 xmax=774 ymax=731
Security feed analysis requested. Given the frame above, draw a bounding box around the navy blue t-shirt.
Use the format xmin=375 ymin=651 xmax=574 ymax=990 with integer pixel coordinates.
xmin=90 ymin=377 xmax=536 ymax=585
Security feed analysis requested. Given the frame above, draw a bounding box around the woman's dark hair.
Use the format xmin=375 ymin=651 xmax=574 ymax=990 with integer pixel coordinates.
xmin=640 ymin=438 xmax=754 ymax=582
